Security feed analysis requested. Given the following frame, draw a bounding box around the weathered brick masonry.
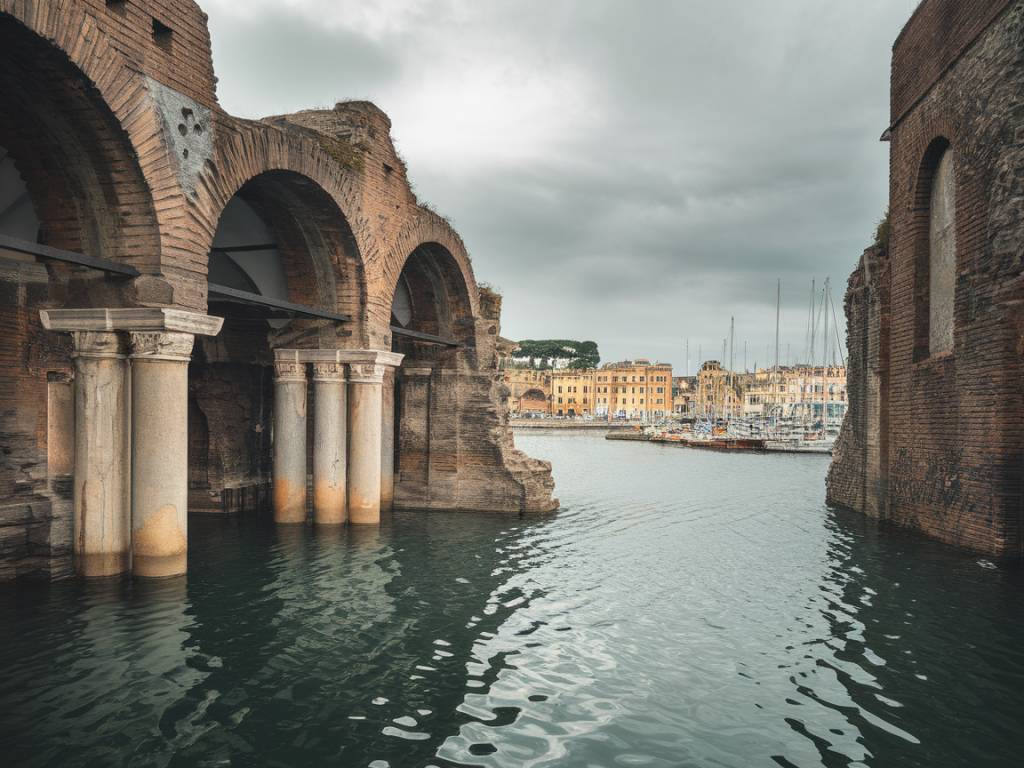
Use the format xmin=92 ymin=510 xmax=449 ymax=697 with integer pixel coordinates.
xmin=828 ymin=0 xmax=1024 ymax=558
xmin=0 ymin=0 xmax=555 ymax=579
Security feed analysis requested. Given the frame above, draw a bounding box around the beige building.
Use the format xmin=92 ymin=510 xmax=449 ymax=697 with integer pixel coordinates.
xmin=695 ymin=361 xmax=744 ymax=420
xmin=593 ymin=360 xmax=673 ymax=421
xmin=672 ymin=376 xmax=696 ymax=416
xmin=743 ymin=366 xmax=847 ymax=422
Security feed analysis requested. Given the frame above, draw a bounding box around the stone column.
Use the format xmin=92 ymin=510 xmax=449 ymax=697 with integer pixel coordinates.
xmin=273 ymin=356 xmax=308 ymax=524
xmin=312 ymin=361 xmax=346 ymax=525
xmin=40 ymin=308 xmax=223 ymax=578
xmin=348 ymin=362 xmax=386 ymax=525
xmin=129 ymin=331 xmax=194 ymax=578
xmin=70 ymin=331 xmax=130 ymax=577
xmin=380 ymin=367 xmax=396 ymax=513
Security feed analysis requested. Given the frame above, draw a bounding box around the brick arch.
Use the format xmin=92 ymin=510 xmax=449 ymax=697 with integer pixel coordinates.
xmin=196 ymin=128 xmax=369 ymax=326
xmin=380 ymin=211 xmax=481 ymax=335
xmin=0 ymin=13 xmax=161 ymax=273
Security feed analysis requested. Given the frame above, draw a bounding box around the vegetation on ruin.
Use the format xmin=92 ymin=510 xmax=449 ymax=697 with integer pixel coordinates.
xmin=316 ymin=134 xmax=365 ymax=172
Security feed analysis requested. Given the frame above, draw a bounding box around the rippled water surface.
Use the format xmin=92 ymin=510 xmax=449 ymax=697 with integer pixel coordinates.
xmin=2 ymin=431 xmax=1024 ymax=767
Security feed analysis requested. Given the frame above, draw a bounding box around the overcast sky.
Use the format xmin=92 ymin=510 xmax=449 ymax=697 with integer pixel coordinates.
xmin=203 ymin=0 xmax=917 ymax=374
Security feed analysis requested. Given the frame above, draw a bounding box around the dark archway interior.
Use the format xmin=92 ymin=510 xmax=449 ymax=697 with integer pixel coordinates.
xmin=190 ymin=172 xmax=357 ymax=514
xmin=389 ymin=243 xmax=477 ymax=488
xmin=0 ymin=16 xmax=159 ymax=277
xmin=390 ymin=242 xmax=476 ymax=364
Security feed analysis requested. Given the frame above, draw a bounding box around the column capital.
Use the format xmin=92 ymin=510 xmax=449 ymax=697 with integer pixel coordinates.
xmin=274 ymin=359 xmax=307 ymax=382
xmin=349 ymin=363 xmax=387 ymax=384
xmin=40 ymin=308 xmax=223 ymax=336
xmin=312 ymin=361 xmax=346 ymax=382
xmin=129 ymin=331 xmax=195 ymax=362
xmin=70 ymin=330 xmax=127 ymax=360
xmin=275 ymin=348 xmax=404 ymax=368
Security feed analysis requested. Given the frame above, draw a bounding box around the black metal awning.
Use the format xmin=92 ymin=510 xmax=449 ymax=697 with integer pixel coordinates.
xmin=0 ymin=234 xmax=140 ymax=277
xmin=210 ymin=243 xmax=279 ymax=254
xmin=390 ymin=325 xmax=460 ymax=347
xmin=208 ymin=283 xmax=351 ymax=322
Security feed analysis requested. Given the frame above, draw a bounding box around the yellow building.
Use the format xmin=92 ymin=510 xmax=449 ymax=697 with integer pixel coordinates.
xmin=504 ymin=368 xmax=551 ymax=415
xmin=550 ymin=369 xmax=598 ymax=417
xmin=593 ymin=360 xmax=673 ymax=421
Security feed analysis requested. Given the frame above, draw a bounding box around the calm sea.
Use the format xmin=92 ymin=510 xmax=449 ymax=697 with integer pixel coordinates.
xmin=1 ymin=430 xmax=1022 ymax=767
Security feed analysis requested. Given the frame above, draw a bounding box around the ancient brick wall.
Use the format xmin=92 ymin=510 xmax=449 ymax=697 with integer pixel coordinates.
xmin=830 ymin=0 xmax=1024 ymax=557
xmin=827 ymin=245 xmax=889 ymax=518
xmin=0 ymin=0 xmax=556 ymax=577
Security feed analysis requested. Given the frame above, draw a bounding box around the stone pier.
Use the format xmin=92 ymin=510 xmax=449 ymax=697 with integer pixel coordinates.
xmin=271 ymin=350 xmax=403 ymax=527
xmin=40 ymin=309 xmax=223 ymax=577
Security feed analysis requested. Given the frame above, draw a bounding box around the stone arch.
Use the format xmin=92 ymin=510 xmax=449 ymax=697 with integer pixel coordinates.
xmin=389 ymin=241 xmax=479 ymax=368
xmin=0 ymin=14 xmax=160 ymax=277
xmin=383 ymin=213 xmax=481 ymax=363
xmin=912 ymin=137 xmax=957 ymax=360
xmin=206 ymin=170 xmax=360 ymax=315
xmin=197 ymin=125 xmax=370 ymax=332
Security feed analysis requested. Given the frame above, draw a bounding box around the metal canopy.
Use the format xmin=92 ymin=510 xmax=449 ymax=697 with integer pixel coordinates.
xmin=209 ymin=243 xmax=279 ymax=254
xmin=208 ymin=283 xmax=351 ymax=323
xmin=390 ymin=325 xmax=461 ymax=348
xmin=0 ymin=234 xmax=140 ymax=277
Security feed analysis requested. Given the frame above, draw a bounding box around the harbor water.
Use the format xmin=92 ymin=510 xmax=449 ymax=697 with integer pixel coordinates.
xmin=1 ymin=431 xmax=1022 ymax=767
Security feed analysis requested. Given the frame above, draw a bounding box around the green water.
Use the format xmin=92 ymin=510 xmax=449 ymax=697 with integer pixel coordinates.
xmin=1 ymin=431 xmax=1022 ymax=767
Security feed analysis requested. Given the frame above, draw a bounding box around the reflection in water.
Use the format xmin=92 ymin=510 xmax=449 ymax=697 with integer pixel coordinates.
xmin=1 ymin=431 xmax=1022 ymax=767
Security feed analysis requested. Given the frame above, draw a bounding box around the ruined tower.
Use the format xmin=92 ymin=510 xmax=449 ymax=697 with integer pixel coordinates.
xmin=828 ymin=0 xmax=1024 ymax=558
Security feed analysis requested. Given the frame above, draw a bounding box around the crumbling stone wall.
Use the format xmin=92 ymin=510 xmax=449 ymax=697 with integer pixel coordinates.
xmin=827 ymin=245 xmax=889 ymax=519
xmin=829 ymin=0 xmax=1024 ymax=558
xmin=0 ymin=0 xmax=556 ymax=578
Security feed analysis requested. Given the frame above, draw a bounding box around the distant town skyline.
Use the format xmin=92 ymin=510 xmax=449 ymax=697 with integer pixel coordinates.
xmin=204 ymin=0 xmax=915 ymax=372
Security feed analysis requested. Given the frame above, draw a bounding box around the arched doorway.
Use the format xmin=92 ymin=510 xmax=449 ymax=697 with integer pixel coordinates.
xmin=192 ymin=171 xmax=359 ymax=515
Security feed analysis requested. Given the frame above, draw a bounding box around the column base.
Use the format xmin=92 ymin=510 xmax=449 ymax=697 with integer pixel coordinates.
xmin=133 ymin=552 xmax=187 ymax=579
xmin=77 ymin=552 xmax=130 ymax=578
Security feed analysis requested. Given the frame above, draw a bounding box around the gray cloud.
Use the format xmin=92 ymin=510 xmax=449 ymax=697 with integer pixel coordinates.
xmin=204 ymin=0 xmax=915 ymax=371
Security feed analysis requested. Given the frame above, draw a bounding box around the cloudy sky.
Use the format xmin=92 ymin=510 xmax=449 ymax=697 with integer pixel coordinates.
xmin=203 ymin=0 xmax=917 ymax=373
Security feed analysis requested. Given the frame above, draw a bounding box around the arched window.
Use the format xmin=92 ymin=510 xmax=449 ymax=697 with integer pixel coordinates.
xmin=913 ymin=140 xmax=957 ymax=359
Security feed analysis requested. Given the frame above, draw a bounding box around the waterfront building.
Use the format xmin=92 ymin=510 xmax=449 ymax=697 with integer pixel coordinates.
xmin=0 ymin=1 xmax=555 ymax=580
xmin=594 ymin=360 xmax=673 ymax=421
xmin=550 ymin=369 xmax=598 ymax=417
xmin=828 ymin=0 xmax=1024 ymax=557
xmin=743 ymin=366 xmax=847 ymax=424
xmin=672 ymin=376 xmax=697 ymax=416
xmin=695 ymin=361 xmax=744 ymax=420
